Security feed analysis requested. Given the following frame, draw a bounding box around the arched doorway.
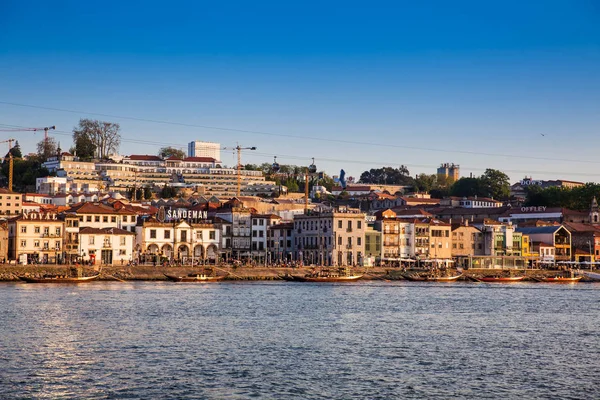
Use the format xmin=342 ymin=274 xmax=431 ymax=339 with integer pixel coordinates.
xmin=206 ymin=244 xmax=218 ymax=263
xmin=161 ymin=244 xmax=173 ymax=259
xmin=177 ymin=244 xmax=190 ymax=261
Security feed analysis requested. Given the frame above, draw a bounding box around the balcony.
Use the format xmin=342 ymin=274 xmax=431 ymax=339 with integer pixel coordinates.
xmin=41 ymin=233 xmax=61 ymax=238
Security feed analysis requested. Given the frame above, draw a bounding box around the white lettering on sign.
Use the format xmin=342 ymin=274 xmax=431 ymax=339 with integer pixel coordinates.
xmin=520 ymin=180 xmax=543 ymax=186
xmin=22 ymin=212 xmax=57 ymax=220
xmin=520 ymin=206 xmax=547 ymax=213
xmin=164 ymin=208 xmax=207 ymax=222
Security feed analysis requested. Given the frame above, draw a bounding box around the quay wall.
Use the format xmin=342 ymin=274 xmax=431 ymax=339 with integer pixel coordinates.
xmin=0 ymin=265 xmax=594 ymax=282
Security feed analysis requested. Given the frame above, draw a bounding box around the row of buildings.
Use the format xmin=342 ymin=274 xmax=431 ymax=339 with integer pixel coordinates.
xmin=1 ymin=193 xmax=599 ymax=268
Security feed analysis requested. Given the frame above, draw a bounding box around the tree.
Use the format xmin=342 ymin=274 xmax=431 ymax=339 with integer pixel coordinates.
xmin=479 ymin=168 xmax=510 ymax=200
xmin=73 ymin=132 xmax=97 ymax=160
xmin=414 ymin=173 xmax=437 ymax=192
xmin=73 ymin=118 xmax=121 ymax=159
xmin=359 ymin=166 xmax=414 ymax=185
xmin=36 ymin=137 xmax=58 ymax=162
xmin=450 ymin=177 xmax=482 ymax=198
xmin=9 ymin=141 xmax=22 ymax=159
xmin=159 ymin=147 xmax=186 ymax=159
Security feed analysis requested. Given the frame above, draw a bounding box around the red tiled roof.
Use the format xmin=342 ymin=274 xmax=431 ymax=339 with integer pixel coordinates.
xmin=79 ymin=227 xmax=135 ymax=235
xmin=66 ymin=202 xmax=136 ymax=215
xmin=332 ymin=185 xmax=371 ymax=191
xmin=128 ymin=155 xmax=163 ymax=161
xmin=183 ymin=157 xmax=216 ymax=163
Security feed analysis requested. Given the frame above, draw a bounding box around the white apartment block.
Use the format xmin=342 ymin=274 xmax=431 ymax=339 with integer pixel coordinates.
xmin=188 ymin=141 xmax=221 ymax=161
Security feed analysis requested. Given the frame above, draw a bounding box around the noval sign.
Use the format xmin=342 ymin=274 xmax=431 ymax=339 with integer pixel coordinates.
xmin=157 ymin=206 xmax=208 ymax=223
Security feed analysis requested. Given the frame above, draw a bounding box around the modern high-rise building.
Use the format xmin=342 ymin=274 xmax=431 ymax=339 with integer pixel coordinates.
xmin=188 ymin=141 xmax=221 ymax=161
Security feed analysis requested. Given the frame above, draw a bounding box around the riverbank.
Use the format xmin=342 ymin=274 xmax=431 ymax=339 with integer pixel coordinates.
xmin=1 ymin=264 xmax=598 ymax=282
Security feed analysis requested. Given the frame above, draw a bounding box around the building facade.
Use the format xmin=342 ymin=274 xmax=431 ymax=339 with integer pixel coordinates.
xmin=8 ymin=211 xmax=64 ymax=264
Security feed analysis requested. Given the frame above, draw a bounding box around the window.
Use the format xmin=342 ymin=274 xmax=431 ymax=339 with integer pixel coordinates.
xmin=43 ymin=241 xmax=49 ymax=250
xmin=181 ymin=231 xmax=187 ymax=241
xmin=259 ymin=219 xmax=264 ymax=226
xmin=95 ymin=216 xmax=100 ymax=222
xmin=338 ymin=236 xmax=342 ymax=245
xmin=103 ymin=216 xmax=108 ymax=223
xmin=56 ymin=228 xmax=61 ymax=236
xmin=55 ymin=241 xmax=61 ymax=250
xmin=89 ymin=236 xmax=95 ymax=245
xmin=209 ymin=231 xmax=215 ymax=240
xmin=357 ymin=237 xmax=362 ymax=246
xmin=150 ymin=229 xmax=157 ymax=239
xmin=20 ymin=240 xmax=26 ymax=247
xmin=338 ymin=220 xmax=342 ymax=228
xmin=358 ymin=221 xmax=362 ymax=229
xmin=164 ymin=230 xmax=170 ymax=239
xmin=44 ymin=227 xmax=49 ymax=236
xmin=34 ymin=226 xmax=40 ymax=234
xmin=119 ymin=249 xmax=126 ymax=255
xmin=123 ymin=216 xmax=128 ymax=222
xmin=20 ymin=226 xmax=26 ymax=233
xmin=120 ymin=237 xmax=126 ymax=246
xmin=253 ymin=230 xmax=257 ymax=237
xmin=259 ymin=231 xmax=264 ymax=237
xmin=34 ymin=240 xmax=40 ymax=247
xmin=87 ymin=216 xmax=92 ymax=222
xmin=253 ymin=219 xmax=257 ymax=226
xmin=111 ymin=216 xmax=117 ymax=223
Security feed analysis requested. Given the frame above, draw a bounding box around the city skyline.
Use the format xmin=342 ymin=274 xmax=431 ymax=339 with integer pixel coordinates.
xmin=1 ymin=1 xmax=599 ymax=184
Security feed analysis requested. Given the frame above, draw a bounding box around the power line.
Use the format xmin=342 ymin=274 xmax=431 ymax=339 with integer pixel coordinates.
xmin=1 ymin=100 xmax=598 ymax=165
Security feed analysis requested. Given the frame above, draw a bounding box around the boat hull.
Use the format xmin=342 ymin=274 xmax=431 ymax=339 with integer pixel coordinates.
xmin=403 ymin=273 xmax=462 ymax=282
xmin=537 ymin=276 xmax=582 ymax=283
xmin=292 ymin=275 xmax=363 ymax=282
xmin=163 ymin=273 xmax=225 ymax=282
xmin=18 ymin=274 xmax=100 ymax=283
xmin=475 ymin=276 xmax=525 ymax=283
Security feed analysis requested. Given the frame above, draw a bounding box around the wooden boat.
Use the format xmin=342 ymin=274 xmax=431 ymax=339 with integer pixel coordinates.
xmin=581 ymin=271 xmax=600 ymax=281
xmin=292 ymin=274 xmax=363 ymax=283
xmin=290 ymin=267 xmax=363 ymax=283
xmin=403 ymin=273 xmax=462 ymax=282
xmin=18 ymin=273 xmax=100 ymax=283
xmin=278 ymin=273 xmax=298 ymax=282
xmin=163 ymin=273 xmax=225 ymax=282
xmin=534 ymin=276 xmax=582 ymax=283
xmin=474 ymin=276 xmax=526 ymax=283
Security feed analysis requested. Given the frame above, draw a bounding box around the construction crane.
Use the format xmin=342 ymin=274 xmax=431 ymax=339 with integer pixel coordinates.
xmin=0 ymin=124 xmax=56 ymax=191
xmin=0 ymin=125 xmax=56 ymax=142
xmin=0 ymin=139 xmax=16 ymax=191
xmin=222 ymin=144 xmax=257 ymax=197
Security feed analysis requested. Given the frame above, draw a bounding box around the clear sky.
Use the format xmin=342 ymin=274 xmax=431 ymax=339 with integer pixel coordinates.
xmin=1 ymin=0 xmax=599 ymax=184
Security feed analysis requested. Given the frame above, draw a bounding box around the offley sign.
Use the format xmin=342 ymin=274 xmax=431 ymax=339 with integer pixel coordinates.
xmin=157 ymin=206 xmax=208 ymax=223
xmin=520 ymin=206 xmax=547 ymax=212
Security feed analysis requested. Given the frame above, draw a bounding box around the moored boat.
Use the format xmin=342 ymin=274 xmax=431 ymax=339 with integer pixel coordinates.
xmin=534 ymin=276 xmax=582 ymax=283
xmin=18 ymin=273 xmax=100 ymax=283
xmin=291 ymin=267 xmax=363 ymax=282
xmin=163 ymin=273 xmax=226 ymax=282
xmin=292 ymin=274 xmax=363 ymax=282
xmin=474 ymin=276 xmax=526 ymax=283
xmin=403 ymin=273 xmax=462 ymax=282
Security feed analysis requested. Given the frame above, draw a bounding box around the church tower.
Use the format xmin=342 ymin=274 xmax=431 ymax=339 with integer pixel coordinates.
xmin=590 ymin=196 xmax=599 ymax=224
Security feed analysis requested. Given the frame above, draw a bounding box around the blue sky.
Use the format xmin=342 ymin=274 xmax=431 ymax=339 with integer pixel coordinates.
xmin=1 ymin=0 xmax=599 ymax=184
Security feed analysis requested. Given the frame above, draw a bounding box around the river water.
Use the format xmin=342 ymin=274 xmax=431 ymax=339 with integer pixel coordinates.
xmin=1 ymin=281 xmax=599 ymax=399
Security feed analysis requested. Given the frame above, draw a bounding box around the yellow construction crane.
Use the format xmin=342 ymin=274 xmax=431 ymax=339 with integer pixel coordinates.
xmin=0 ymin=125 xmax=56 ymax=192
xmin=222 ymin=144 xmax=256 ymax=197
xmin=0 ymin=139 xmax=16 ymax=191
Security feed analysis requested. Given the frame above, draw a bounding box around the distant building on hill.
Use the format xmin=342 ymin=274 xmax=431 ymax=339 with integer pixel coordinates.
xmin=437 ymin=163 xmax=460 ymax=182
xmin=188 ymin=141 xmax=221 ymax=161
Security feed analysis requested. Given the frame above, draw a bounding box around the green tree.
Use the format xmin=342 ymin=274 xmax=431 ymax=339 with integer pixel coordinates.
xmin=73 ymin=131 xmax=97 ymax=160
xmin=450 ymin=177 xmax=482 ymax=198
xmin=414 ymin=173 xmax=437 ymax=192
xmin=8 ymin=141 xmax=22 ymax=159
xmin=143 ymin=186 xmax=153 ymax=200
xmin=159 ymin=147 xmax=186 ymax=159
xmin=479 ymin=168 xmax=510 ymax=200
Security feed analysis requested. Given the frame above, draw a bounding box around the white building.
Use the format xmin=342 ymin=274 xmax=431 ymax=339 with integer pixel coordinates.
xmin=188 ymin=141 xmax=221 ymax=161
xmin=78 ymin=227 xmax=136 ymax=265
xmin=251 ymin=214 xmax=281 ymax=261
xmin=136 ymin=219 xmax=221 ymax=264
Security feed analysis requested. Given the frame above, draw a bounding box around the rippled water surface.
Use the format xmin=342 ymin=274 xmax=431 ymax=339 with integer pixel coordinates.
xmin=1 ymin=281 xmax=599 ymax=399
